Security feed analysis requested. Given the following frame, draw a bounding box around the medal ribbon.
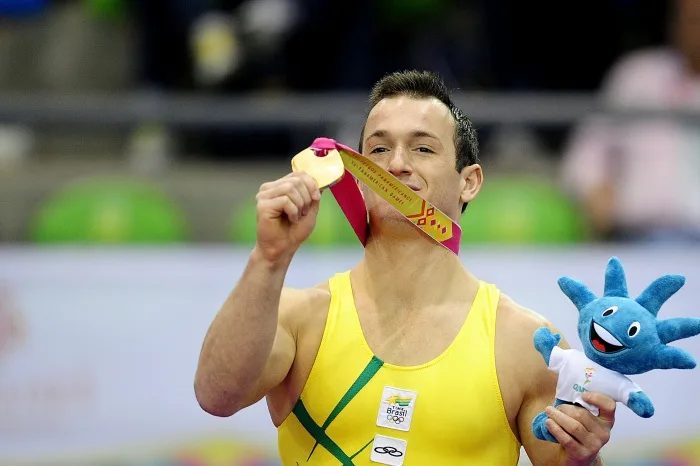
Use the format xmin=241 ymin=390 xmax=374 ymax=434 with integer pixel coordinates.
xmin=292 ymin=137 xmax=461 ymax=255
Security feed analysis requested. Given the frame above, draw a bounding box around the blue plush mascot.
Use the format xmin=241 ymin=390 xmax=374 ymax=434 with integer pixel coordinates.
xmin=532 ymin=256 xmax=700 ymax=443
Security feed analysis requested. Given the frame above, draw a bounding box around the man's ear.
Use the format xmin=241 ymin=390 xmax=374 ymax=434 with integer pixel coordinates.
xmin=460 ymin=164 xmax=483 ymax=204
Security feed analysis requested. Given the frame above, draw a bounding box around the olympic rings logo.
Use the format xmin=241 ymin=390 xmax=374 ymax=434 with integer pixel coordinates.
xmin=374 ymin=446 xmax=403 ymax=457
xmin=386 ymin=414 xmax=404 ymax=424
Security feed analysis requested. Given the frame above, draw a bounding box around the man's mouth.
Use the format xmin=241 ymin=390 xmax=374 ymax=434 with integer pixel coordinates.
xmin=590 ymin=321 xmax=626 ymax=353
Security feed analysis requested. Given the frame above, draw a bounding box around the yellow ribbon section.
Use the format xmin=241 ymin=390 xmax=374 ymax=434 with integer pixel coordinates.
xmin=336 ymin=149 xmax=454 ymax=242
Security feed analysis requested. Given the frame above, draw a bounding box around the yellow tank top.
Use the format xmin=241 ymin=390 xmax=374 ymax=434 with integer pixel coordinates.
xmin=277 ymin=271 xmax=521 ymax=465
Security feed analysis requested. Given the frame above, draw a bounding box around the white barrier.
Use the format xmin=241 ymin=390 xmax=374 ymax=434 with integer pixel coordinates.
xmin=0 ymin=245 xmax=699 ymax=465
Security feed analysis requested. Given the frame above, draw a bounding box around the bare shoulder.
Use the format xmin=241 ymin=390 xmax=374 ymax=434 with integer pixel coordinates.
xmin=279 ymin=282 xmax=332 ymax=342
xmin=280 ymin=283 xmax=331 ymax=312
xmin=496 ymin=293 xmax=572 ymax=381
xmin=497 ymin=292 xmax=561 ymax=342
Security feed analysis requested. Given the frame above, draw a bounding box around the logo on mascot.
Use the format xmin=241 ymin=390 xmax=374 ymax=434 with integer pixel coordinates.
xmin=584 ymin=367 xmax=596 ymax=385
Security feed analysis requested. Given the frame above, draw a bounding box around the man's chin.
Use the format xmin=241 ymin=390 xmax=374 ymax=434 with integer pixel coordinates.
xmin=369 ymin=209 xmax=417 ymax=232
xmin=369 ymin=204 xmax=405 ymax=221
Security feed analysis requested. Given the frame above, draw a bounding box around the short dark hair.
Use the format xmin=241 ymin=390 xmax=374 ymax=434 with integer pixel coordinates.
xmin=358 ymin=70 xmax=480 ymax=212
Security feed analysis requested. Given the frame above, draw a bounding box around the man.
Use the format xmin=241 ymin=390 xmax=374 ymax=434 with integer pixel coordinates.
xmin=194 ymin=70 xmax=616 ymax=465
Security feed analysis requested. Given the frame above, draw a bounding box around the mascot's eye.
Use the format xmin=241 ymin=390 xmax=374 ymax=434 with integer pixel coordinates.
xmin=628 ymin=322 xmax=641 ymax=337
xmin=602 ymin=306 xmax=618 ymax=317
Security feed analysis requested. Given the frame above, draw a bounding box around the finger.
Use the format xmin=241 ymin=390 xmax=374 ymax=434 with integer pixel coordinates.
xmin=294 ymin=171 xmax=322 ymax=201
xmin=582 ymin=392 xmax=617 ymax=424
xmin=258 ymin=180 xmax=276 ymax=193
xmin=545 ymin=406 xmax=590 ymax=445
xmin=556 ymin=403 xmax=601 ymax=435
xmin=284 ymin=179 xmax=311 ymax=215
xmin=289 ymin=176 xmax=315 ymax=213
xmin=545 ymin=418 xmax=586 ymax=460
xmin=272 ymin=177 xmax=314 ymax=206
xmin=262 ymin=190 xmax=305 ymax=219
xmin=282 ymin=198 xmax=301 ymax=223
xmin=286 ymin=188 xmax=307 ymax=215
xmin=258 ymin=197 xmax=300 ymax=222
xmin=261 ymin=172 xmax=314 ymax=195
xmin=257 ymin=182 xmax=307 ymax=212
xmin=555 ymin=404 xmax=611 ymax=455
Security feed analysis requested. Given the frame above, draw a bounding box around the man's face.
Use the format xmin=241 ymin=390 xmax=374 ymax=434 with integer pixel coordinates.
xmin=360 ymin=95 xmax=469 ymax=224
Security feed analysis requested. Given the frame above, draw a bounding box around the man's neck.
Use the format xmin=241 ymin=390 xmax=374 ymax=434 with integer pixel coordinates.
xmin=351 ymin=228 xmax=477 ymax=315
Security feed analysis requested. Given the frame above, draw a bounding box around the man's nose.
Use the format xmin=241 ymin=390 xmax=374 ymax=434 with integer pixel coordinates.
xmin=387 ymin=148 xmax=412 ymax=176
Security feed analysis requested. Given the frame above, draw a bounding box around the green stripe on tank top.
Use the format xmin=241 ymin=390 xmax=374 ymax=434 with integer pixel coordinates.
xmin=292 ymin=355 xmax=384 ymax=464
xmin=322 ymin=355 xmax=384 ymax=428
xmin=293 ymin=400 xmax=355 ymax=465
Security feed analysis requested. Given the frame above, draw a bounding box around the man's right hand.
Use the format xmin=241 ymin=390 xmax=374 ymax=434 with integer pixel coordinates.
xmin=254 ymin=171 xmax=322 ymax=263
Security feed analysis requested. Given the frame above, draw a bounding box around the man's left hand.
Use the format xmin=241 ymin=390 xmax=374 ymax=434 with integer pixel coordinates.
xmin=545 ymin=392 xmax=616 ymax=465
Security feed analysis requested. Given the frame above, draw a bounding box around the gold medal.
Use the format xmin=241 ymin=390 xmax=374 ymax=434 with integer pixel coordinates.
xmin=291 ymin=148 xmax=345 ymax=189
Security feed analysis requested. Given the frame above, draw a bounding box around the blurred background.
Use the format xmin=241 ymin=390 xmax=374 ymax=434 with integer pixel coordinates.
xmin=0 ymin=0 xmax=699 ymax=465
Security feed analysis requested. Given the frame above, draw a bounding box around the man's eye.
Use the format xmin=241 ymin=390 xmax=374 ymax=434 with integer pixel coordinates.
xmin=417 ymin=147 xmax=434 ymax=153
xmin=370 ymin=147 xmax=388 ymax=154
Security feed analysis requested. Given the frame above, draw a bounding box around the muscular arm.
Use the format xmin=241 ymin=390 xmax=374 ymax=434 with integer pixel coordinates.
xmin=497 ymin=297 xmax=607 ymax=466
xmin=194 ymin=169 xmax=322 ymax=417
xmin=517 ymin=328 xmax=607 ymax=466
xmin=518 ymin=331 xmax=605 ymax=466
xmin=194 ymin=248 xmax=298 ymax=417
